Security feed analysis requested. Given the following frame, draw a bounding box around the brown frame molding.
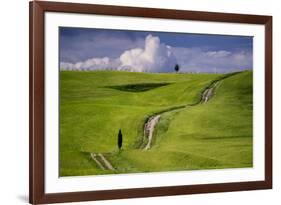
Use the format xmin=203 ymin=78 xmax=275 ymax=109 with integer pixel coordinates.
xmin=29 ymin=1 xmax=272 ymax=204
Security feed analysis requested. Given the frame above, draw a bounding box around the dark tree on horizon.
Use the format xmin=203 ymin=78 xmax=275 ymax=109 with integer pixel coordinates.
xmin=174 ymin=64 xmax=180 ymax=72
xmin=118 ymin=129 xmax=123 ymax=150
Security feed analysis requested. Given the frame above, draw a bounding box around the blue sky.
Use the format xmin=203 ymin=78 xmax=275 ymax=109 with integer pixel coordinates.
xmin=60 ymin=27 xmax=253 ymax=73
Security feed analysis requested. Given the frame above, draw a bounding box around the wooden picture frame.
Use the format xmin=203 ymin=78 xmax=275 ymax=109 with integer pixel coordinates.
xmin=29 ymin=1 xmax=272 ymax=204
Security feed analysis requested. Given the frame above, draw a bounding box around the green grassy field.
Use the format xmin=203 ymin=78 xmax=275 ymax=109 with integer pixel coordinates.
xmin=59 ymin=70 xmax=253 ymax=176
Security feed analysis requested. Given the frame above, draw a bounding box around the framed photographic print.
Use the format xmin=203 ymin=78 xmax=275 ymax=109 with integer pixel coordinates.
xmin=29 ymin=1 xmax=272 ymax=204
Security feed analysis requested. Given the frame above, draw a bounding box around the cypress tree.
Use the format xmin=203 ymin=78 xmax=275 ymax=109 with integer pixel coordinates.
xmin=174 ymin=64 xmax=180 ymax=72
xmin=118 ymin=129 xmax=123 ymax=150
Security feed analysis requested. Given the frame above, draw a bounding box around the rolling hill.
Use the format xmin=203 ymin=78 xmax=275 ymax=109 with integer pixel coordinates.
xmin=59 ymin=70 xmax=252 ymax=176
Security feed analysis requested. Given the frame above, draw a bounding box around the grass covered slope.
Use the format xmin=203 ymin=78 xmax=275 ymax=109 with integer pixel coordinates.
xmin=59 ymin=70 xmax=253 ymax=176
xmin=60 ymin=71 xmax=220 ymax=176
xmin=151 ymin=71 xmax=253 ymax=170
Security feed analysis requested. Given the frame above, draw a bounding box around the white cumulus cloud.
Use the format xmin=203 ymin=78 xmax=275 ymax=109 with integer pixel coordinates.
xmin=119 ymin=34 xmax=176 ymax=72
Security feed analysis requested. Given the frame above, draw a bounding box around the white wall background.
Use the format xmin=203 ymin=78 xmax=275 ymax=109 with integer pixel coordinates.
xmin=0 ymin=0 xmax=279 ymax=204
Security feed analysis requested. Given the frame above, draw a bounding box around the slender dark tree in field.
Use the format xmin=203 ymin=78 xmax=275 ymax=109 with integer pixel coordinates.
xmin=174 ymin=64 xmax=180 ymax=72
xmin=118 ymin=129 xmax=123 ymax=150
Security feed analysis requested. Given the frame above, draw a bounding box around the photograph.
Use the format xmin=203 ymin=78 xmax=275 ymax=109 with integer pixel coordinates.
xmin=59 ymin=27 xmax=253 ymax=177
xmin=29 ymin=1 xmax=272 ymax=203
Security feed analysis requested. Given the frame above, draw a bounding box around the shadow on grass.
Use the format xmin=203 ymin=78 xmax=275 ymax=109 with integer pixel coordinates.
xmin=106 ymin=82 xmax=172 ymax=92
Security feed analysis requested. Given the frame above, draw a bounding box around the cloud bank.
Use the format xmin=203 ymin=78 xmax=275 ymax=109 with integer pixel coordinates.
xmin=60 ymin=34 xmax=176 ymax=73
xmin=172 ymin=47 xmax=252 ymax=73
xmin=60 ymin=57 xmax=120 ymax=71
xmin=60 ymin=34 xmax=252 ymax=73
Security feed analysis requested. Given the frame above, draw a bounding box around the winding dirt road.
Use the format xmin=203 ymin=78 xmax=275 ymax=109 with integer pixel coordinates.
xmin=90 ymin=153 xmax=115 ymax=170
xmin=201 ymin=82 xmax=219 ymax=103
xmin=98 ymin=153 xmax=115 ymax=170
xmin=141 ymin=77 xmax=225 ymax=150
xmin=143 ymin=115 xmax=161 ymax=150
xmin=90 ymin=153 xmax=105 ymax=170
